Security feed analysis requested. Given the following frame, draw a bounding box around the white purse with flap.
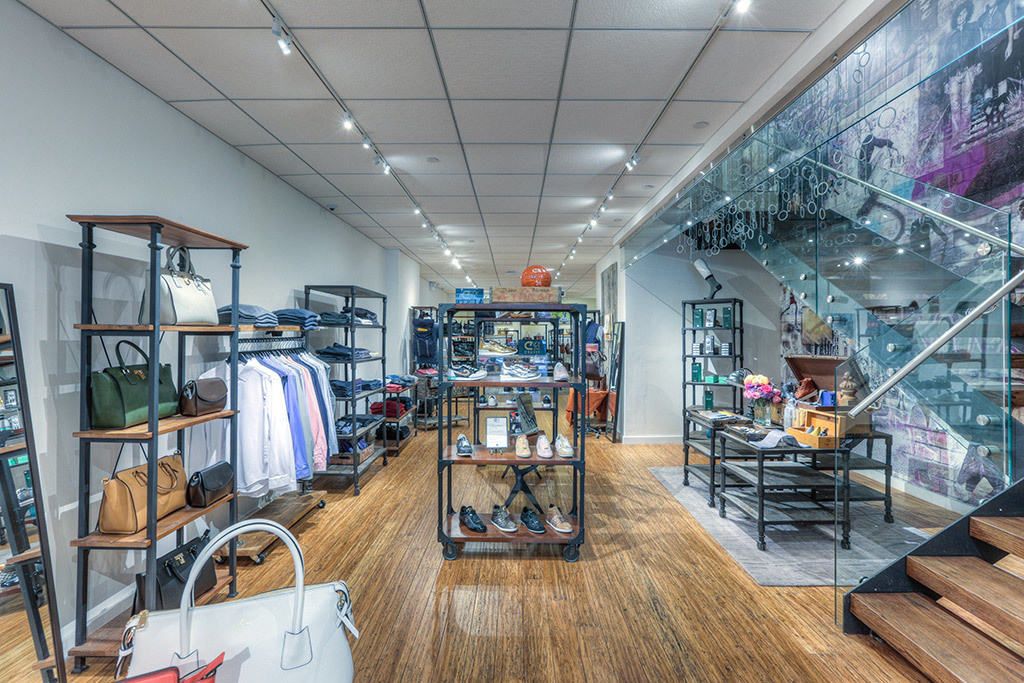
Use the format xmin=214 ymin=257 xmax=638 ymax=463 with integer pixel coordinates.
xmin=119 ymin=519 xmax=358 ymax=682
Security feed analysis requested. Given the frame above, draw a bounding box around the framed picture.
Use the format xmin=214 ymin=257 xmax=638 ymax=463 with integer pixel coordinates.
xmin=2 ymin=389 xmax=16 ymax=409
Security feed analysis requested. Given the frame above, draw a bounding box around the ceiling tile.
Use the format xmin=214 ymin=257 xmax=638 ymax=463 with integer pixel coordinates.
xmin=319 ymin=173 xmax=407 ymax=195
xmin=614 ymin=174 xmax=671 ymax=197
xmin=273 ymin=0 xmax=425 ymax=27
xmin=18 ymin=0 xmax=131 ymax=26
xmin=238 ymin=99 xmax=352 ymax=144
xmin=472 ymin=174 xmax=544 ymax=196
xmin=288 ymin=143 xmax=379 ymax=173
xmin=346 ymin=99 xmax=458 ymax=143
xmin=439 ymin=225 xmax=487 ymax=237
xmin=599 ymin=196 xmax=649 ymax=214
xmin=484 ymin=214 xmax=536 ymax=228
xmin=465 ymin=145 xmax=547 ymax=173
xmin=433 ymin=29 xmax=567 ymax=98
xmin=337 ymin=212 xmax=380 ymax=227
xmin=357 ymin=226 xmax=391 ymax=239
xmin=635 ymin=144 xmax=697 ymax=175
xmin=539 ymin=196 xmax=600 ymax=213
xmin=725 ymin=0 xmax=842 ymax=30
xmin=648 ymin=100 xmax=743 ymax=144
xmin=376 ymin=144 xmax=467 ymax=174
xmin=238 ymin=144 xmax=312 ymax=174
xmin=451 ymin=100 xmax=557 ymax=144
xmin=487 ymin=225 xmax=535 ymax=236
xmin=552 ymin=100 xmax=662 ymax=144
xmin=547 ymin=144 xmax=632 ymax=175
xmin=371 ymin=212 xmax=425 ymax=227
xmin=536 ymin=213 xmax=589 ymax=228
xmin=172 ymin=100 xmax=276 ymax=145
xmin=575 ymin=0 xmax=721 ymax=28
xmin=352 ymin=196 xmax=417 ymax=212
xmin=398 ymin=173 xmax=475 ymax=196
xmin=543 ymin=174 xmax=617 ymax=196
xmin=295 ymin=29 xmax=445 ymax=99
xmin=420 ymin=196 xmax=480 ymax=213
xmin=423 ymin=0 xmax=573 ymax=27
xmin=478 ymin=197 xmax=538 ymax=213
xmin=112 ymin=0 xmax=268 ymax=26
xmin=562 ymin=30 xmax=705 ymax=99
xmin=675 ymin=31 xmax=807 ymax=101
xmin=432 ymin=213 xmax=484 ymax=227
xmin=282 ymin=174 xmax=340 ymax=196
xmin=312 ymin=196 xmax=360 ymax=213
xmin=150 ymin=29 xmax=331 ymax=99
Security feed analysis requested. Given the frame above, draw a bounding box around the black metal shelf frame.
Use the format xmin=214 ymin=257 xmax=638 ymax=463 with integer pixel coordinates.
xmin=436 ymin=302 xmax=587 ymax=563
xmin=72 ymin=220 xmax=242 ymax=674
xmin=682 ymin=298 xmax=744 ymax=421
xmin=305 ymin=285 xmax=388 ymax=495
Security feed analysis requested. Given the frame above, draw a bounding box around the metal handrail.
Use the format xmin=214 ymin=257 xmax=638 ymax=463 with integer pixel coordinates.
xmin=848 ymin=266 xmax=1024 ymax=417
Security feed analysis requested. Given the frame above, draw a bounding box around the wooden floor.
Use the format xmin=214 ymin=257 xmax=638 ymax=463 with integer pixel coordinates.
xmin=0 ymin=410 xmax=925 ymax=682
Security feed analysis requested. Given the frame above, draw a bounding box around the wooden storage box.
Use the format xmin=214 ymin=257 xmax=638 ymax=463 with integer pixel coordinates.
xmin=787 ymin=408 xmax=869 ymax=448
xmin=490 ymin=286 xmax=561 ymax=303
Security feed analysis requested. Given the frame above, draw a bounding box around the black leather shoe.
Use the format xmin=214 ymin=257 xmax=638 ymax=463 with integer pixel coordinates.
xmin=459 ymin=505 xmax=487 ymax=533
xmin=520 ymin=507 xmax=546 ymax=533
xmin=455 ymin=434 xmax=474 ymax=457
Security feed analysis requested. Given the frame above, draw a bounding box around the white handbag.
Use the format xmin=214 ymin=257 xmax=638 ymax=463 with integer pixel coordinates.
xmin=119 ymin=519 xmax=358 ymax=682
xmin=139 ymin=246 xmax=218 ymax=325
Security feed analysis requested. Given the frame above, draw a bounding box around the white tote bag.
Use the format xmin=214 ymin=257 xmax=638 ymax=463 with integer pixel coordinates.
xmin=119 ymin=519 xmax=358 ymax=682
xmin=139 ymin=246 xmax=218 ymax=325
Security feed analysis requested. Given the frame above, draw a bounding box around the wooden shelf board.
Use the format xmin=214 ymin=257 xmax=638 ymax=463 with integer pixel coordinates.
xmin=74 ymin=324 xmax=235 ymax=334
xmin=474 ymin=404 xmax=558 ymax=412
xmin=67 ymin=568 xmax=231 ymax=659
xmin=445 ymin=512 xmax=578 ymax=544
xmin=70 ymin=494 xmax=233 ymax=548
xmin=6 ymin=546 xmax=41 ymax=564
xmin=0 ymin=357 xmax=14 ymax=365
xmin=0 ymin=443 xmax=26 ymax=456
xmin=66 ymin=215 xmax=249 ymax=250
xmin=74 ymin=409 xmax=235 ymax=440
xmin=320 ymin=446 xmax=386 ymax=476
xmin=443 ymin=444 xmax=577 ymax=465
xmin=214 ymin=491 xmax=324 ymax=561
xmin=239 ymin=324 xmax=301 ymax=332
xmin=0 ymin=335 xmax=10 ymax=345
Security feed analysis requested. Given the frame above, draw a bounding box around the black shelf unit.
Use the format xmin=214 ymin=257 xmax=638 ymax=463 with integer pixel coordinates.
xmin=382 ymin=381 xmax=419 ymax=455
xmin=68 ymin=216 xmax=244 ymax=672
xmin=437 ymin=303 xmax=587 ymax=563
xmin=682 ymin=298 xmax=744 ymax=416
xmin=305 ymin=285 xmax=388 ymax=495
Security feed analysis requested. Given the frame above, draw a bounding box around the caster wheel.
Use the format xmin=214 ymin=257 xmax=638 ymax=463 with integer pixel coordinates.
xmin=841 ymin=540 xmax=851 ymax=550
xmin=253 ymin=553 xmax=266 ymax=565
xmin=757 ymin=542 xmax=766 ymax=551
xmin=442 ymin=543 xmax=459 ymax=561
xmin=683 ymin=477 xmax=690 ymax=486
xmin=718 ymin=509 xmax=726 ymax=518
xmin=317 ymin=500 xmax=326 ymax=509
xmin=884 ymin=514 xmax=894 ymax=523
xmin=354 ymin=487 xmax=361 ymax=496
xmin=707 ymin=500 xmax=715 ymax=508
xmin=562 ymin=545 xmax=580 ymax=563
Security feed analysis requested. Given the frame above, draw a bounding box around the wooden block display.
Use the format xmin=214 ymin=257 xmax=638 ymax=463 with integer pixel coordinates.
xmin=490 ymin=286 xmax=561 ymax=303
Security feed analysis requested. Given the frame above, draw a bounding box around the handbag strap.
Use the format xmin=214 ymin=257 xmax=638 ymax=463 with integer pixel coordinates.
xmin=177 ymin=519 xmax=305 ymax=658
xmin=131 ymin=460 xmax=179 ymax=492
xmin=165 ymin=246 xmax=196 ymax=276
xmin=115 ymin=340 xmax=150 ymax=372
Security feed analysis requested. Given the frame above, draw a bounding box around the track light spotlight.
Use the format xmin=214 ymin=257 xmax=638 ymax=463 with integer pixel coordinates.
xmin=342 ymin=112 xmax=354 ymax=130
xmin=271 ymin=17 xmax=292 ymax=55
xmin=414 ymin=206 xmax=421 ymax=215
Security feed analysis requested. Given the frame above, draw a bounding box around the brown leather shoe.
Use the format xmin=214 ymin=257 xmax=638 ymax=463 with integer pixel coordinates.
xmin=795 ymin=377 xmax=818 ymax=401
xmin=545 ymin=504 xmax=572 ymax=533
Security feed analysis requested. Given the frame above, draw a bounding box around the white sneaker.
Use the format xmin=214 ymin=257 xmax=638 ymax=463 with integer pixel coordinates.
xmin=536 ymin=434 xmax=553 ymax=458
xmin=553 ymin=362 xmax=569 ymax=382
xmin=554 ymin=434 xmax=574 ymax=458
xmin=487 ymin=394 xmax=497 ymax=407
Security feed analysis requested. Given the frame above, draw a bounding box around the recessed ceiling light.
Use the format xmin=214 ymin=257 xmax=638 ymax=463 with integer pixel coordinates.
xmin=426 ymin=156 xmax=440 ymax=163
xmin=693 ymin=121 xmax=710 ymax=129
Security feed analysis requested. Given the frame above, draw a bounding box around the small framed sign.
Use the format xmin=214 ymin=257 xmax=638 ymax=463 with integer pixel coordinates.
xmin=485 ymin=416 xmax=509 ymax=450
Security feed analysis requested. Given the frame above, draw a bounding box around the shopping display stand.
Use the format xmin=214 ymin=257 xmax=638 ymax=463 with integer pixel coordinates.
xmin=383 ymin=380 xmax=418 ymax=455
xmin=66 ymin=216 xmax=244 ymax=672
xmin=304 ymin=285 xmax=387 ymax=495
xmin=437 ymin=303 xmax=587 ymax=563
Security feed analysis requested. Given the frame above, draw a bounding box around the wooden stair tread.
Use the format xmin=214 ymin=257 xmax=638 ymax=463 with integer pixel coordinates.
xmin=1013 ymin=353 xmax=1024 ymax=369
xmin=850 ymin=592 xmax=1024 ymax=683
xmin=908 ymin=555 xmax=1024 ymax=637
xmin=971 ymin=517 xmax=1024 ymax=557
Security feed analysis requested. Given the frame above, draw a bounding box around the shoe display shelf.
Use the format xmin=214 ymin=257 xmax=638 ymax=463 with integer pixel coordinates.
xmin=437 ymin=303 xmax=587 ymax=563
xmin=66 ymin=216 xmax=245 ymax=672
xmin=305 ymin=285 xmax=388 ymax=496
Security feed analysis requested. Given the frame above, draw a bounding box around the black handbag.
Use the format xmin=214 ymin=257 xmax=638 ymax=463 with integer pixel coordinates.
xmin=178 ymin=377 xmax=227 ymax=417
xmin=134 ymin=530 xmax=216 ymax=612
xmin=186 ymin=462 xmax=234 ymax=508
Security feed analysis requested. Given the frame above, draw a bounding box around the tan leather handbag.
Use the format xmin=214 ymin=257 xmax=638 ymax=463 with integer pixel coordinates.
xmin=99 ymin=452 xmax=187 ymax=534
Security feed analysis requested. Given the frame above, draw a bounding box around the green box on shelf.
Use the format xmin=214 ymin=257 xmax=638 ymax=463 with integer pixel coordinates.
xmin=693 ymin=308 xmax=703 ymax=327
xmin=722 ymin=307 xmax=732 ymax=328
xmin=706 ymin=375 xmax=718 ymax=383
xmin=703 ymin=390 xmax=715 ymax=410
xmin=691 ymin=364 xmax=702 ymax=382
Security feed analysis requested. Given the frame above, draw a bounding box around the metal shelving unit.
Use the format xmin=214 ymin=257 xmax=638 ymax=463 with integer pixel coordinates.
xmin=437 ymin=303 xmax=587 ymax=563
xmin=67 ymin=215 xmax=244 ymax=672
xmin=305 ymin=285 xmax=387 ymax=495
xmin=682 ymin=298 xmax=744 ymax=416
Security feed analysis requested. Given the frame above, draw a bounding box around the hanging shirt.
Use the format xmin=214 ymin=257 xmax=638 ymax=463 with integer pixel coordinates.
xmin=294 ymin=352 xmax=338 ymax=458
xmin=245 ymin=361 xmax=299 ymax=493
xmin=280 ymin=355 xmax=328 ymax=472
xmin=257 ymin=357 xmax=311 ymax=481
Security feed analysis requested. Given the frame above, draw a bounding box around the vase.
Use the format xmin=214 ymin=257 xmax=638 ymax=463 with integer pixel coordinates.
xmin=753 ymin=403 xmax=772 ymax=427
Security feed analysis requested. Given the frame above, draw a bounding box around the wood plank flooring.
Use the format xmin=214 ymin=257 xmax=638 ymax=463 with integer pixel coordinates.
xmin=0 ymin=407 xmax=924 ymax=682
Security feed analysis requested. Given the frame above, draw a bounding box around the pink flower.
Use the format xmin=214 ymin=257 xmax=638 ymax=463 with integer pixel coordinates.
xmin=772 ymin=395 xmax=782 ymax=403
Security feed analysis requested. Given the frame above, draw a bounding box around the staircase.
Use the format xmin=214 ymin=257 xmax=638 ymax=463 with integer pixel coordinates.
xmin=845 ymin=479 xmax=1024 ymax=681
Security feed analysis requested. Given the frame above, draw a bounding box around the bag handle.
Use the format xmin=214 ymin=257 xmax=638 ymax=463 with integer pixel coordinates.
xmin=177 ymin=519 xmax=305 ymax=658
xmin=131 ymin=461 xmax=179 ymax=492
xmin=164 ymin=246 xmax=196 ymax=276
xmin=115 ymin=340 xmax=151 ymax=372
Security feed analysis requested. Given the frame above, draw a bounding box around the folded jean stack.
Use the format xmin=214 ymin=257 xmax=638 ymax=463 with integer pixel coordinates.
xmin=320 ymin=310 xmax=363 ymax=326
xmin=317 ymin=343 xmax=375 ymax=361
xmin=330 ymin=378 xmax=383 ymax=398
xmin=336 ymin=414 xmax=382 ymax=435
xmin=273 ymin=308 xmax=321 ymax=330
xmin=218 ymin=304 xmax=277 ymax=327
xmin=386 ymin=374 xmax=418 ymax=387
xmin=343 ymin=306 xmax=379 ymax=325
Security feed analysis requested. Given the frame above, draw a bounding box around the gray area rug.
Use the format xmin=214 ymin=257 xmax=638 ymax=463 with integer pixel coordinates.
xmin=649 ymin=466 xmax=926 ymax=586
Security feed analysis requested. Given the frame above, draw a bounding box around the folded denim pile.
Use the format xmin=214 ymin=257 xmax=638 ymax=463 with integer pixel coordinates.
xmin=317 ymin=343 xmax=374 ymax=361
xmin=330 ymin=378 xmax=383 ymax=397
xmin=218 ymin=304 xmax=278 ymax=327
xmin=273 ymin=308 xmax=321 ymax=330
xmin=339 ymin=438 xmax=371 ymax=454
xmin=343 ymin=306 xmax=379 ymax=325
xmin=386 ymin=374 xmax=418 ymax=387
xmin=336 ymin=414 xmax=382 ymax=435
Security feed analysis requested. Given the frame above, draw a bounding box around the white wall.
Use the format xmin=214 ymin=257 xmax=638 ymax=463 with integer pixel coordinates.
xmin=621 ymin=247 xmax=781 ymax=443
xmin=0 ymin=0 xmax=434 ymax=646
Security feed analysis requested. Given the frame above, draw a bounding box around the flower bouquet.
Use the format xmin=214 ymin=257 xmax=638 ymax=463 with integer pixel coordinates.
xmin=743 ymin=374 xmax=782 ymax=426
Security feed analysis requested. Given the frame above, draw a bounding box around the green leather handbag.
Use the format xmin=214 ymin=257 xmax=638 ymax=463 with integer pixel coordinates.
xmin=89 ymin=341 xmax=178 ymax=429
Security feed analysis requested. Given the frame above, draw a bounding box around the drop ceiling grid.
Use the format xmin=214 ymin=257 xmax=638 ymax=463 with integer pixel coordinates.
xmin=17 ymin=0 xmax=842 ymax=293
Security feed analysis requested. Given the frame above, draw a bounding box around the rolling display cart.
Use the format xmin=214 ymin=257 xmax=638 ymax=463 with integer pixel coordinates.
xmin=67 ymin=216 xmax=242 ymax=672
xmin=304 ymin=285 xmax=387 ymax=495
xmin=437 ymin=303 xmax=587 ymax=563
